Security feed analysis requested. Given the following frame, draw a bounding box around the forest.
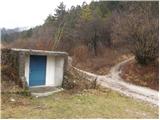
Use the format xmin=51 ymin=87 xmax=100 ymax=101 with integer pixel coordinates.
xmin=2 ymin=1 xmax=159 ymax=72
xmin=2 ymin=1 xmax=158 ymax=65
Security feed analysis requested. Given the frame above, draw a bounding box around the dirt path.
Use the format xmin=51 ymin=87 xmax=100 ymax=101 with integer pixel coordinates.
xmin=72 ymin=57 xmax=159 ymax=106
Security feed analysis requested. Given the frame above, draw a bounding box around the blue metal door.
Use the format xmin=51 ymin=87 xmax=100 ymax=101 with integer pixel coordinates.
xmin=29 ymin=55 xmax=46 ymax=86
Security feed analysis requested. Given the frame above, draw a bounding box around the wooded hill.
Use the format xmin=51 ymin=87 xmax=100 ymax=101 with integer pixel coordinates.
xmin=2 ymin=1 xmax=159 ymax=65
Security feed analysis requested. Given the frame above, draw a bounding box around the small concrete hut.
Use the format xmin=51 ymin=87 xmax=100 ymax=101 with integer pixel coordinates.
xmin=3 ymin=48 xmax=68 ymax=88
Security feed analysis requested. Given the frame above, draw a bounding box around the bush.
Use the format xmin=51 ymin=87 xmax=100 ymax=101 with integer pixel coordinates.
xmin=1 ymin=49 xmax=23 ymax=90
xmin=112 ymin=3 xmax=158 ymax=65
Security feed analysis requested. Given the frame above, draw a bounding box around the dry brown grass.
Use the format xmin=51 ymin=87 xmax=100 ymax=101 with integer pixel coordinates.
xmin=72 ymin=46 xmax=132 ymax=75
xmin=72 ymin=45 xmax=90 ymax=63
xmin=120 ymin=59 xmax=159 ymax=91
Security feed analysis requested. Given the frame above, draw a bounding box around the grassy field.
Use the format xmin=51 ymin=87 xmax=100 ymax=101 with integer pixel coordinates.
xmin=1 ymin=89 xmax=158 ymax=119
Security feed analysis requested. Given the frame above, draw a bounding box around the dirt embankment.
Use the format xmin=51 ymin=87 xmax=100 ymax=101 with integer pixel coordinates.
xmin=120 ymin=60 xmax=159 ymax=91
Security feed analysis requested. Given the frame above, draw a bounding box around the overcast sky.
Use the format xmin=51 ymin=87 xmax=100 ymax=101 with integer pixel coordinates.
xmin=0 ymin=0 xmax=92 ymax=29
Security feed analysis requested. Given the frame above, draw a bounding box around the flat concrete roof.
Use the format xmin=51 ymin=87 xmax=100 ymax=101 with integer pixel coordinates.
xmin=11 ymin=48 xmax=68 ymax=56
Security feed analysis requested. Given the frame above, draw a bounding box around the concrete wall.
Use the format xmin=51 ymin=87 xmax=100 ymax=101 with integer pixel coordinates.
xmin=24 ymin=55 xmax=64 ymax=87
xmin=54 ymin=57 xmax=64 ymax=86
xmin=25 ymin=54 xmax=30 ymax=85
xmin=46 ymin=56 xmax=55 ymax=86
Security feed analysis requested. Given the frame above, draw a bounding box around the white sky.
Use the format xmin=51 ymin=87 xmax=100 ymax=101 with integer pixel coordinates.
xmin=0 ymin=0 xmax=92 ymax=29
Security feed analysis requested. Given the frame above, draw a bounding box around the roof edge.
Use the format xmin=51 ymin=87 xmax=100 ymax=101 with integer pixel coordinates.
xmin=10 ymin=48 xmax=68 ymax=56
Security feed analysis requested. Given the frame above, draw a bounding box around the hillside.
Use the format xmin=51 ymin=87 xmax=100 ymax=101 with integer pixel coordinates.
xmin=1 ymin=1 xmax=159 ymax=89
xmin=1 ymin=1 xmax=159 ymax=119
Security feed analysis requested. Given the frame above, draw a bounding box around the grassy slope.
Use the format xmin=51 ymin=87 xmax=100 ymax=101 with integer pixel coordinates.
xmin=120 ymin=59 xmax=159 ymax=90
xmin=1 ymin=89 xmax=158 ymax=119
xmin=73 ymin=47 xmax=132 ymax=75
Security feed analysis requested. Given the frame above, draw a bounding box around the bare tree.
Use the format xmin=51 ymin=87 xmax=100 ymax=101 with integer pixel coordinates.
xmin=112 ymin=2 xmax=158 ymax=65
